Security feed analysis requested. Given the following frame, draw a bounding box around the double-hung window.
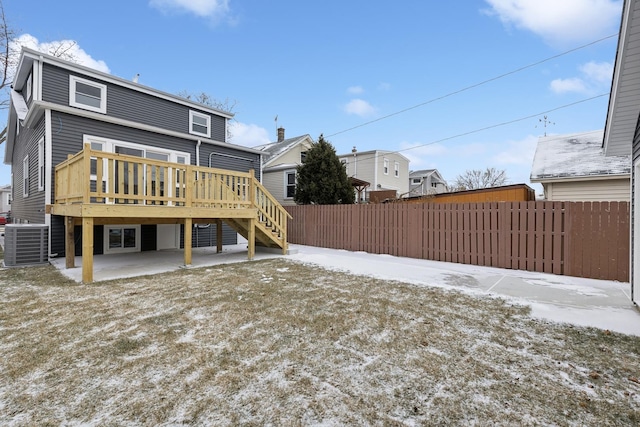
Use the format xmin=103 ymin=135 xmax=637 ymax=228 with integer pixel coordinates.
xmin=394 ymin=162 xmax=399 ymax=178
xmin=383 ymin=158 xmax=389 ymax=175
xmin=69 ymin=76 xmax=107 ymax=113
xmin=26 ymin=73 xmax=32 ymax=102
xmin=38 ymin=138 xmax=44 ymax=191
xmin=23 ymin=156 xmax=29 ymax=197
xmin=189 ymin=110 xmax=211 ymax=138
xmin=341 ymin=159 xmax=348 ymax=174
xmin=285 ymin=171 xmax=296 ymax=199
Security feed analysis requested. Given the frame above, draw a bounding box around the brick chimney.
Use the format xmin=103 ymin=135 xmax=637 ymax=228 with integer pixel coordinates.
xmin=277 ymin=127 xmax=285 ymax=142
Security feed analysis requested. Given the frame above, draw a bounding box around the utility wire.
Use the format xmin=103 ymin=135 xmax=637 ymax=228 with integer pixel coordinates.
xmin=345 ymin=93 xmax=609 ymax=165
xmin=326 ymin=33 xmax=617 ymax=138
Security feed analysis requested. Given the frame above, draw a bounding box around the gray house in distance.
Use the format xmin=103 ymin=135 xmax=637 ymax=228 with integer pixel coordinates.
xmin=408 ymin=169 xmax=447 ymax=197
xmin=5 ymin=47 xmax=286 ymax=276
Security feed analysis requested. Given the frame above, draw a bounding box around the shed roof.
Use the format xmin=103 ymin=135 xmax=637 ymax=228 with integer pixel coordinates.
xmin=530 ymin=130 xmax=630 ymax=182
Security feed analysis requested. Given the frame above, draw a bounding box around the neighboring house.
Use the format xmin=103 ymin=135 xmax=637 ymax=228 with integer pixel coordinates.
xmin=407 ymin=169 xmax=447 ymax=197
xmin=253 ymin=128 xmax=314 ymax=206
xmin=604 ymin=0 xmax=640 ymax=306
xmin=337 ymin=148 xmax=410 ymax=202
xmin=0 ymin=184 xmax=11 ymax=213
xmin=4 ymin=47 xmax=286 ymax=281
xmin=530 ymin=130 xmax=630 ymax=201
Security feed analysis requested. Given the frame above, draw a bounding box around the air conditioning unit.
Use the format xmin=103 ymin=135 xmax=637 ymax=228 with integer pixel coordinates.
xmin=3 ymin=224 xmax=49 ymax=267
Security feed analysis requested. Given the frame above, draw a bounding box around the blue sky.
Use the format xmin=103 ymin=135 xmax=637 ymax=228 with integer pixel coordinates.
xmin=1 ymin=0 xmax=624 ymax=194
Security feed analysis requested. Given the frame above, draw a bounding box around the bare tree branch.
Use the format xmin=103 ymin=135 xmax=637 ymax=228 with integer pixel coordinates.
xmin=450 ymin=167 xmax=509 ymax=191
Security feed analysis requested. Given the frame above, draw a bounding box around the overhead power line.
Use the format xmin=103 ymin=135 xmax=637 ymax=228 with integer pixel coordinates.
xmin=326 ymin=33 xmax=617 ymax=138
xmin=345 ymin=93 xmax=609 ymax=166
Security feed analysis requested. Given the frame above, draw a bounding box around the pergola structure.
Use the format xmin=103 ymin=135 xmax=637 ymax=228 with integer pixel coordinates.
xmin=349 ymin=177 xmax=370 ymax=203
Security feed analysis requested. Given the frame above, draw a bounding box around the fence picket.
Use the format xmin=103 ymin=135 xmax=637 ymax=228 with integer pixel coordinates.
xmin=285 ymin=201 xmax=629 ymax=282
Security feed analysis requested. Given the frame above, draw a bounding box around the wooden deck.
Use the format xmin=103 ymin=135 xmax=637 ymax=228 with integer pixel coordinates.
xmin=49 ymin=144 xmax=290 ymax=282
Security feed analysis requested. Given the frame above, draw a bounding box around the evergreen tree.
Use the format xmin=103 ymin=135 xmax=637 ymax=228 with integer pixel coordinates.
xmin=294 ymin=135 xmax=355 ymax=205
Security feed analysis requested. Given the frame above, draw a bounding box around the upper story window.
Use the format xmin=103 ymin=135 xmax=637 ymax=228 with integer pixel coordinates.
xmin=69 ymin=76 xmax=107 ymax=114
xmin=412 ymin=178 xmax=421 ymax=184
xmin=383 ymin=158 xmax=389 ymax=175
xmin=189 ymin=110 xmax=211 ymax=138
xmin=341 ymin=159 xmax=348 ymax=174
xmin=394 ymin=162 xmax=399 ymax=177
xmin=26 ymin=73 xmax=32 ymax=102
xmin=300 ymin=151 xmax=307 ymax=163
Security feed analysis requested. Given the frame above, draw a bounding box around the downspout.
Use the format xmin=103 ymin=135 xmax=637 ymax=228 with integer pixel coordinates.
xmin=374 ymin=151 xmax=378 ymax=193
xmin=196 ymin=139 xmax=201 ymax=166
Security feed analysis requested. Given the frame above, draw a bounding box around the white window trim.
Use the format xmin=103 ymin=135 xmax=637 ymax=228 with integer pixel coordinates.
xmin=69 ymin=75 xmax=107 ymax=114
xmin=189 ymin=110 xmax=211 ymax=138
xmin=394 ymin=162 xmax=399 ymax=178
xmin=38 ymin=138 xmax=45 ymax=191
xmin=284 ymin=170 xmax=296 ymax=199
xmin=383 ymin=158 xmax=389 ymax=175
xmin=83 ymin=135 xmax=191 ymax=204
xmin=23 ymin=155 xmax=29 ymax=197
xmin=104 ymin=225 xmax=141 ymax=254
xmin=26 ymin=73 xmax=32 ymax=102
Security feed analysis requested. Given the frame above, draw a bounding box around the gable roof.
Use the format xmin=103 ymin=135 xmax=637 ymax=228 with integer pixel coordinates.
xmin=409 ymin=169 xmax=446 ymax=183
xmin=5 ymin=47 xmax=263 ymax=165
xmin=530 ymin=130 xmax=630 ymax=182
xmin=15 ymin=47 xmax=234 ymax=118
xmin=337 ymin=149 xmax=410 ymax=163
xmin=603 ymin=0 xmax=637 ymax=156
xmin=254 ymin=134 xmax=313 ymax=167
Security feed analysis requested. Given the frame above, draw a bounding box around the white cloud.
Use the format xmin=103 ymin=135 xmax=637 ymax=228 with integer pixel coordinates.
xmin=484 ymin=0 xmax=622 ymax=45
xmin=149 ymin=0 xmax=231 ymax=20
xmin=580 ymin=61 xmax=614 ymax=83
xmin=549 ymin=60 xmax=613 ymax=94
xmin=228 ymin=122 xmax=270 ymax=147
xmin=343 ymin=99 xmax=376 ymax=117
xmin=347 ymin=86 xmax=364 ymax=95
xmin=550 ymin=77 xmax=588 ymax=94
xmin=9 ymin=34 xmax=110 ymax=76
xmin=492 ymin=135 xmax=538 ymax=165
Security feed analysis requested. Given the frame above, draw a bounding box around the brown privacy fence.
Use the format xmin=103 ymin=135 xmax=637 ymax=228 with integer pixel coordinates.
xmin=285 ymin=201 xmax=630 ymax=282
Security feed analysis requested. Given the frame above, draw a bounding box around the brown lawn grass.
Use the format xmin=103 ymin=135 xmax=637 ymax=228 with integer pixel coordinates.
xmin=0 ymin=258 xmax=639 ymax=426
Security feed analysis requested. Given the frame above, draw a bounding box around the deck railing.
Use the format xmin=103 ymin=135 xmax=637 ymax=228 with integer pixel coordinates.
xmin=54 ymin=144 xmax=289 ymax=245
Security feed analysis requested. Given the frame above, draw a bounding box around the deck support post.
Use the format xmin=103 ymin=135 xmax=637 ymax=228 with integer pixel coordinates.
xmin=247 ymin=217 xmax=255 ymax=260
xmin=65 ymin=216 xmax=75 ymax=268
xmin=184 ymin=218 xmax=192 ymax=266
xmin=81 ymin=217 xmax=94 ymax=283
xmin=216 ymin=219 xmax=223 ymax=253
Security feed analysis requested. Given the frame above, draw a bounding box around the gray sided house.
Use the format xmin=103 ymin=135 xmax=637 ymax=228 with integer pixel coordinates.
xmin=603 ymin=0 xmax=640 ymax=306
xmin=408 ymin=169 xmax=447 ymax=197
xmin=254 ymin=128 xmax=314 ymax=206
xmin=5 ymin=47 xmax=263 ymax=259
xmin=337 ymin=149 xmax=410 ymax=201
xmin=530 ymin=130 xmax=630 ymax=201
